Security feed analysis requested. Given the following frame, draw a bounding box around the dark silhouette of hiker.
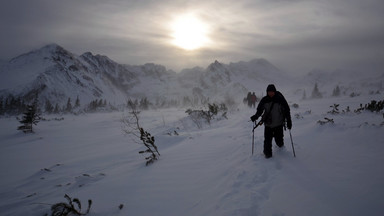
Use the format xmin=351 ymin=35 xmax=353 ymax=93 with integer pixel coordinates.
xmin=250 ymin=84 xmax=292 ymax=158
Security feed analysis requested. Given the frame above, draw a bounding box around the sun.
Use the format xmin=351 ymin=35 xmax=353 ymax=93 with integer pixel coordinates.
xmin=170 ymin=14 xmax=211 ymax=50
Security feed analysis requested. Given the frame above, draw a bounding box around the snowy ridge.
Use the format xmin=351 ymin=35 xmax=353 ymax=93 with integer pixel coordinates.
xmin=1 ymin=44 xmax=383 ymax=112
xmin=0 ymin=44 xmax=290 ymax=110
xmin=0 ymin=44 xmax=132 ymax=106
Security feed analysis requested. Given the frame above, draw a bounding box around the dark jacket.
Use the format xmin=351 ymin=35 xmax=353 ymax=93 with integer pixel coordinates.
xmin=254 ymin=91 xmax=291 ymax=128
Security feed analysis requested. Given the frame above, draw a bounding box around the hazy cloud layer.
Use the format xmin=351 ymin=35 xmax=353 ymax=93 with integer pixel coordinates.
xmin=1 ymin=0 xmax=383 ymax=74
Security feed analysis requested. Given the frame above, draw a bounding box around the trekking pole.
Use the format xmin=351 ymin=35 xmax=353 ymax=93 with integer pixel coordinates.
xmin=252 ymin=120 xmax=263 ymax=155
xmin=252 ymin=121 xmax=256 ymax=155
xmin=289 ymin=130 xmax=296 ymax=157
xmin=252 ymin=121 xmax=255 ymax=155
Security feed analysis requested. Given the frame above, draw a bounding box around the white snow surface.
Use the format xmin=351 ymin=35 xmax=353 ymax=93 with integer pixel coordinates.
xmin=1 ymin=93 xmax=384 ymax=216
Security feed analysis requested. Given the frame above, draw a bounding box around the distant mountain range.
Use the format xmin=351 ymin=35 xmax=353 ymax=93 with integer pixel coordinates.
xmin=0 ymin=44 xmax=291 ymax=110
xmin=0 ymin=44 xmax=382 ymax=112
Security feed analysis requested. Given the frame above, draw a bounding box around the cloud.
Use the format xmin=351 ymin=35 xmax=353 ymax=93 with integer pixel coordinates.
xmin=1 ymin=0 xmax=383 ymax=74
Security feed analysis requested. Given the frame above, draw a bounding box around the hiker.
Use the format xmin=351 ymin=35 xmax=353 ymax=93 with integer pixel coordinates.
xmin=251 ymin=92 xmax=257 ymax=108
xmin=250 ymin=84 xmax=292 ymax=158
xmin=246 ymin=92 xmax=252 ymax=108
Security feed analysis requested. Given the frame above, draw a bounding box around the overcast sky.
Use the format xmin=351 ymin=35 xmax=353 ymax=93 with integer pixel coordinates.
xmin=1 ymin=0 xmax=383 ymax=74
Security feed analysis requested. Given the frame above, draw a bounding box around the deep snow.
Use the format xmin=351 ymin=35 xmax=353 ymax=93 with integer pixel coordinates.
xmin=0 ymin=93 xmax=384 ymax=216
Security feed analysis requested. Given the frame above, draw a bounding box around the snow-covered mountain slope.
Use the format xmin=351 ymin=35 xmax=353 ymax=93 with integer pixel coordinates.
xmin=0 ymin=92 xmax=383 ymax=215
xmin=0 ymin=44 xmax=292 ymax=110
xmin=0 ymin=44 xmax=135 ymax=107
xmin=175 ymin=58 xmax=292 ymax=103
xmin=1 ymin=44 xmax=382 ymax=112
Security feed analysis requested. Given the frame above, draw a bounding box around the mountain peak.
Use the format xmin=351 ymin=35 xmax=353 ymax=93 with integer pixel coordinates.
xmin=249 ymin=58 xmax=270 ymax=65
xmin=81 ymin=52 xmax=93 ymax=58
xmin=10 ymin=43 xmax=73 ymax=64
xmin=207 ymin=60 xmax=226 ymax=72
xmin=212 ymin=60 xmax=221 ymax=66
xmin=41 ymin=43 xmax=63 ymax=51
xmin=34 ymin=43 xmax=69 ymax=57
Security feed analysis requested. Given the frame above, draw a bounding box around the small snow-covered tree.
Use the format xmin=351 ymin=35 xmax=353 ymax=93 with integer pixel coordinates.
xmin=127 ymin=99 xmax=136 ymax=110
xmin=53 ymin=103 xmax=60 ymax=114
xmin=98 ymin=99 xmax=103 ymax=107
xmin=45 ymin=100 xmax=54 ymax=113
xmin=50 ymin=194 xmax=92 ymax=216
xmin=328 ymin=104 xmax=340 ymax=114
xmin=0 ymin=97 xmax=4 ymax=115
xmin=18 ymin=97 xmax=41 ymax=133
xmin=66 ymin=97 xmax=72 ymax=113
xmin=122 ymin=103 xmax=160 ymax=166
xmin=74 ymin=96 xmax=80 ymax=108
xmin=311 ymin=83 xmax=322 ymax=99
xmin=332 ymin=85 xmax=341 ymax=97
xmin=139 ymin=97 xmax=149 ymax=110
xmin=365 ymin=100 xmax=384 ymax=112
xmin=186 ymin=103 xmax=228 ymax=128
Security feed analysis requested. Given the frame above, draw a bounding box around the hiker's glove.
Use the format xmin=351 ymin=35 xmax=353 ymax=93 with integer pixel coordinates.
xmin=287 ymin=119 xmax=292 ymax=130
xmin=250 ymin=115 xmax=258 ymax=122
